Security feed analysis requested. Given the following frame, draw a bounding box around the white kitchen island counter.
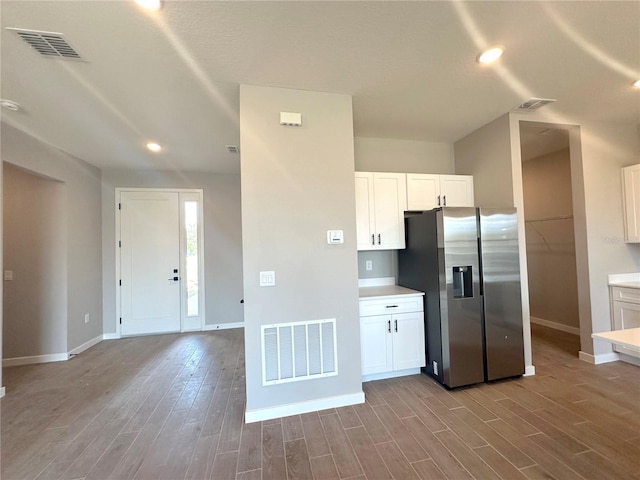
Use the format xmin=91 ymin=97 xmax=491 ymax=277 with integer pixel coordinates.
xmin=592 ymin=328 xmax=640 ymax=352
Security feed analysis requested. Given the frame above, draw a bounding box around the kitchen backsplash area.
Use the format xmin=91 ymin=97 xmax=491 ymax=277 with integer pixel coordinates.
xmin=357 ymin=250 xmax=398 ymax=279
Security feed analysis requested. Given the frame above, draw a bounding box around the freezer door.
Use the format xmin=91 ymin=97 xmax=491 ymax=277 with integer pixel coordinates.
xmin=479 ymin=208 xmax=525 ymax=381
xmin=441 ymin=208 xmax=485 ymax=387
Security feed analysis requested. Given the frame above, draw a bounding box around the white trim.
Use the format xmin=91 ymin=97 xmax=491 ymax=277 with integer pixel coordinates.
xmin=358 ymin=277 xmax=396 ymax=288
xmin=0 ymin=387 xmax=5 ymax=398
xmin=579 ymin=350 xmax=620 ymax=364
xmin=530 ymin=316 xmax=580 ymax=336
xmin=524 ymin=365 xmax=536 ymax=376
xmin=617 ymin=352 xmax=640 ymax=366
xmin=103 ymin=333 xmax=120 ymax=340
xmin=68 ymin=335 xmax=103 ymax=356
xmin=245 ymin=391 xmax=365 ymax=424
xmin=3 ymin=353 xmax=69 ymax=367
xmin=203 ymin=322 xmax=245 ymax=331
xmin=362 ymin=368 xmax=421 ymax=382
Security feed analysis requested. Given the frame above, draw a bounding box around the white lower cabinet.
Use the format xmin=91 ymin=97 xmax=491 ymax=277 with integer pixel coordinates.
xmin=610 ymin=286 xmax=640 ymax=358
xmin=360 ymin=295 xmax=425 ymax=380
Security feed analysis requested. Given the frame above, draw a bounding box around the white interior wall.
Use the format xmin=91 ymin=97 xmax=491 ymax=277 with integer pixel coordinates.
xmin=101 ymin=169 xmax=243 ymax=334
xmin=3 ymin=164 xmax=67 ymax=359
xmin=240 ymin=85 xmax=362 ymax=419
xmin=522 ymin=148 xmax=579 ymax=331
xmin=354 ymin=137 xmax=454 ymax=173
xmin=1 ymin=123 xmax=103 ymax=359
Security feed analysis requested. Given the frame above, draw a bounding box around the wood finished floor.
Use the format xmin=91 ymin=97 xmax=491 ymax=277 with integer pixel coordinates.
xmin=2 ymin=324 xmax=639 ymax=480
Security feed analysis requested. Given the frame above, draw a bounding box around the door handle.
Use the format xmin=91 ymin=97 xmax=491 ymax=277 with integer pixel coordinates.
xmin=443 ymin=195 xmax=447 ymax=206
xmin=394 ymin=319 xmax=398 ymax=332
xmin=387 ymin=320 xmax=391 ymax=333
xmin=378 ymin=234 xmax=381 ymax=245
xmin=372 ymin=234 xmax=375 ymax=246
xmin=437 ymin=195 xmax=441 ymax=206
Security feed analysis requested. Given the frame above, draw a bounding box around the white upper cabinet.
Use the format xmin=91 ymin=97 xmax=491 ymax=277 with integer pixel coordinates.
xmin=355 ymin=172 xmax=407 ymax=250
xmin=406 ymin=173 xmax=474 ymax=210
xmin=622 ymin=164 xmax=640 ymax=243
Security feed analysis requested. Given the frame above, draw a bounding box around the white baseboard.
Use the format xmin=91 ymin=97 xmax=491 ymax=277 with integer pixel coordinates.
xmin=245 ymin=391 xmax=365 ymax=424
xmin=103 ymin=333 xmax=120 ymax=340
xmin=0 ymin=387 xmax=5 ymax=398
xmin=203 ymin=322 xmax=244 ymax=331
xmin=579 ymin=350 xmax=620 ymax=364
xmin=530 ymin=316 xmax=580 ymax=336
xmin=3 ymin=352 xmax=69 ymax=367
xmin=69 ymin=335 xmax=103 ymax=356
xmin=362 ymin=368 xmax=421 ymax=382
xmin=524 ymin=365 xmax=536 ymax=376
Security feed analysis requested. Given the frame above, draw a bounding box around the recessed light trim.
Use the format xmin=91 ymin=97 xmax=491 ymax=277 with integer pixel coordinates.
xmin=478 ymin=46 xmax=504 ymax=64
xmin=146 ymin=142 xmax=162 ymax=152
xmin=0 ymin=99 xmax=21 ymax=111
xmin=134 ymin=0 xmax=161 ymax=10
xmin=633 ymin=80 xmax=640 ymax=88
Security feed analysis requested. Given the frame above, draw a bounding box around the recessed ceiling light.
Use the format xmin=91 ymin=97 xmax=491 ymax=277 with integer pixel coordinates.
xmin=134 ymin=0 xmax=161 ymax=10
xmin=0 ymin=99 xmax=21 ymax=111
xmin=146 ymin=142 xmax=162 ymax=152
xmin=633 ymin=80 xmax=640 ymax=88
xmin=478 ymin=47 xmax=504 ymax=64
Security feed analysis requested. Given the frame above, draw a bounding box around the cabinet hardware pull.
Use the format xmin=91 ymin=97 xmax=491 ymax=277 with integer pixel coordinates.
xmin=437 ymin=195 xmax=441 ymax=206
xmin=371 ymin=234 xmax=375 ymax=245
xmin=385 ymin=305 xmax=399 ymax=308
xmin=395 ymin=319 xmax=398 ymax=332
xmin=387 ymin=320 xmax=391 ymax=333
xmin=443 ymin=195 xmax=447 ymax=206
xmin=378 ymin=234 xmax=381 ymax=245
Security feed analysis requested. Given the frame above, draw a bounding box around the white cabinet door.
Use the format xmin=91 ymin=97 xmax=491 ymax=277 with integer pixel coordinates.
xmin=391 ymin=312 xmax=426 ymax=370
xmin=361 ymin=315 xmax=393 ymax=375
xmin=373 ymin=172 xmax=407 ymax=249
xmin=622 ymin=164 xmax=640 ymax=243
xmin=355 ymin=172 xmax=407 ymax=250
xmin=355 ymin=172 xmax=376 ymax=250
xmin=439 ymin=175 xmax=474 ymax=207
xmin=612 ymin=300 xmax=640 ymax=358
xmin=406 ymin=174 xmax=440 ymax=210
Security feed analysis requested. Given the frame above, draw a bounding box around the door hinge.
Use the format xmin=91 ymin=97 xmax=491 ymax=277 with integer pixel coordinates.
xmin=120 ymin=317 xmax=122 ymax=324
xmin=118 ymin=203 xmax=121 ymax=210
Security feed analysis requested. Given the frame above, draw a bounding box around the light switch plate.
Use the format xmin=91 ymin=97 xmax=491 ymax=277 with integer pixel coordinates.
xmin=259 ymin=271 xmax=275 ymax=287
xmin=4 ymin=270 xmax=13 ymax=281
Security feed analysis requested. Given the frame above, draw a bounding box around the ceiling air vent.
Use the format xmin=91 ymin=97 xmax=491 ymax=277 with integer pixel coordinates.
xmin=513 ymin=98 xmax=556 ymax=112
xmin=7 ymin=28 xmax=83 ymax=60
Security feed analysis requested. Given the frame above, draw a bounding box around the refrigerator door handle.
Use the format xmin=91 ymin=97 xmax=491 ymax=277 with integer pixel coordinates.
xmin=477 ymin=236 xmax=484 ymax=296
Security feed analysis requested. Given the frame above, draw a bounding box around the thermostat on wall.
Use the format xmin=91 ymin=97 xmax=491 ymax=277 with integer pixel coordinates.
xmin=280 ymin=112 xmax=302 ymax=126
xmin=327 ymin=230 xmax=344 ymax=244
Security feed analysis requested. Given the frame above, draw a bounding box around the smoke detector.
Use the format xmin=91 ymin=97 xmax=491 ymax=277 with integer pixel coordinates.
xmin=0 ymin=99 xmax=21 ymax=111
xmin=513 ymin=98 xmax=556 ymax=112
xmin=7 ymin=28 xmax=84 ymax=60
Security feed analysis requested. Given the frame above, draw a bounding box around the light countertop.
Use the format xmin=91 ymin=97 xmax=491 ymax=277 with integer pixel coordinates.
xmin=359 ymin=284 xmax=424 ymax=300
xmin=592 ymin=328 xmax=640 ymax=352
xmin=608 ymin=273 xmax=640 ymax=290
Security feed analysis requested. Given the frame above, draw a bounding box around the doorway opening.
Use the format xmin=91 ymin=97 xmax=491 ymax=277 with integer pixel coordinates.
xmin=520 ymin=122 xmax=581 ymax=358
xmin=115 ymin=188 xmax=205 ymax=337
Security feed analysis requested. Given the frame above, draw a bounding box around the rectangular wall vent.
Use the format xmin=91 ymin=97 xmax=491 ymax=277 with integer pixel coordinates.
xmin=513 ymin=98 xmax=556 ymax=112
xmin=262 ymin=318 xmax=338 ymax=386
xmin=7 ymin=28 xmax=84 ymax=60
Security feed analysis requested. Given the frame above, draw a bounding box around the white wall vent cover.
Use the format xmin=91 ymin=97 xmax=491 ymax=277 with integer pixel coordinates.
xmin=262 ymin=318 xmax=338 ymax=386
xmin=513 ymin=98 xmax=556 ymax=112
xmin=7 ymin=28 xmax=83 ymax=60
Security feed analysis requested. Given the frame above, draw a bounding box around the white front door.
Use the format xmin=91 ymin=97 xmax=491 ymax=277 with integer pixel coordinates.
xmin=120 ymin=191 xmax=181 ymax=336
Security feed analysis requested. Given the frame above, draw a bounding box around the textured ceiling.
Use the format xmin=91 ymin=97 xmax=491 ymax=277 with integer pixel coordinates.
xmin=1 ymin=1 xmax=639 ymax=173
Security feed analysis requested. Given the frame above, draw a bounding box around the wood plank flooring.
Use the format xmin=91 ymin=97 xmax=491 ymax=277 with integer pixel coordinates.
xmin=2 ymin=324 xmax=639 ymax=479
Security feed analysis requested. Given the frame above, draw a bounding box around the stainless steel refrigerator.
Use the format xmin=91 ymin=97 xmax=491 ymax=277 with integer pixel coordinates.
xmin=398 ymin=207 xmax=525 ymax=388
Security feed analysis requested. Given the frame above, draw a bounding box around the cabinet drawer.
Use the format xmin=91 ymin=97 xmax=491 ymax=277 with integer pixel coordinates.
xmin=611 ymin=287 xmax=640 ymax=305
xmin=359 ymin=295 xmax=424 ymax=316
